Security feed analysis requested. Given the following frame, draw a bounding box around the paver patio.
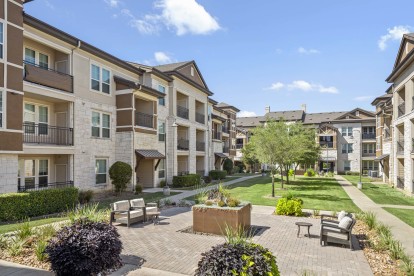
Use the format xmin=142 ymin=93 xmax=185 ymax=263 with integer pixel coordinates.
xmin=117 ymin=206 xmax=373 ymax=276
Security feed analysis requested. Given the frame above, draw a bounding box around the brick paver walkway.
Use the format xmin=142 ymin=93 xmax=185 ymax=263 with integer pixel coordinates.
xmin=118 ymin=206 xmax=373 ymax=276
xmin=335 ymin=175 xmax=414 ymax=259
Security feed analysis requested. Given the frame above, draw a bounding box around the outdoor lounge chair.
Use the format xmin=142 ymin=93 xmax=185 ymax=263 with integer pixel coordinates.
xmin=130 ymin=198 xmax=158 ymax=222
xmin=321 ymin=211 xmax=353 ymax=227
xmin=110 ymin=200 xmax=145 ymax=227
xmin=320 ymin=216 xmax=356 ymax=250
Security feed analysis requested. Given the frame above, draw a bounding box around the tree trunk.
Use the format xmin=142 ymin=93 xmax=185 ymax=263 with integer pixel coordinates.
xmin=271 ymin=174 xmax=275 ymax=197
xmin=280 ymin=168 xmax=284 ymax=189
xmin=294 ymin=164 xmax=299 ymax=179
xmin=285 ymin=165 xmax=290 ymax=184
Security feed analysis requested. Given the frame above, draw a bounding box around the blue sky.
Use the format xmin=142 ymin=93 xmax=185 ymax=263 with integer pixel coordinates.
xmin=25 ymin=0 xmax=412 ymax=116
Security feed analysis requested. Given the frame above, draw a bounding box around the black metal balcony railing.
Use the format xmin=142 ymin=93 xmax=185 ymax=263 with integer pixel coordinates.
xmin=223 ymin=146 xmax=230 ymax=153
xmin=195 ymin=112 xmax=205 ymax=124
xmin=177 ymin=138 xmax=189 ymax=150
xmin=18 ymin=181 xmax=74 ymax=192
xmin=384 ymin=128 xmax=391 ymax=139
xmin=212 ymin=131 xmax=222 ymax=140
xmin=135 ymin=112 xmax=154 ymax=128
xmin=196 ymin=170 xmax=205 ymax=176
xmin=196 ymin=141 xmax=205 ymax=151
xmin=24 ymin=61 xmax=73 ymax=93
xmin=320 ymin=142 xmax=334 ymax=148
xmin=362 ymin=152 xmax=376 ymax=157
xmin=362 ymin=133 xmax=376 ymax=139
xmin=236 ymin=143 xmax=244 ymax=149
xmin=222 ymin=125 xmax=229 ymax=134
xmin=397 ymin=141 xmax=404 ymax=154
xmin=397 ymin=177 xmax=404 ymax=189
xmin=398 ymin=102 xmax=405 ymax=117
xmin=23 ymin=123 xmax=73 ymax=146
xmin=177 ymin=105 xmax=189 ymax=119
xmin=158 ymin=170 xmax=165 ymax=179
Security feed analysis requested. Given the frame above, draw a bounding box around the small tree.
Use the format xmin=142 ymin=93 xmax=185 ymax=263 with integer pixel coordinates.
xmin=223 ymin=158 xmax=234 ymax=175
xmin=241 ymin=142 xmax=259 ymax=172
xmin=109 ymin=161 xmax=132 ymax=194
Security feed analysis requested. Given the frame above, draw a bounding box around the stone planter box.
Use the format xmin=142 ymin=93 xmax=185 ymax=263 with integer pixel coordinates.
xmin=192 ymin=203 xmax=251 ymax=235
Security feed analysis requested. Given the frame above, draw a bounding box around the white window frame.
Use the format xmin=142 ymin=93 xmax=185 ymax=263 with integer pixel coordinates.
xmin=158 ymin=120 xmax=165 ymax=142
xmin=344 ymin=160 xmax=351 ymax=171
xmin=18 ymin=158 xmax=50 ymax=188
xmin=23 ymin=102 xmax=50 ymax=135
xmin=341 ymin=127 xmax=353 ymax=137
xmin=95 ymin=158 xmax=108 ymax=185
xmin=0 ymin=91 xmax=3 ymax=129
xmin=158 ymin=159 xmax=165 ymax=179
xmin=91 ymin=111 xmax=111 ymax=139
xmin=90 ymin=63 xmax=111 ymax=95
xmin=158 ymin=84 xmax=166 ymax=106
xmin=0 ymin=21 xmax=3 ymax=60
xmin=24 ymin=47 xmax=50 ymax=69
xmin=341 ymin=143 xmax=353 ymax=153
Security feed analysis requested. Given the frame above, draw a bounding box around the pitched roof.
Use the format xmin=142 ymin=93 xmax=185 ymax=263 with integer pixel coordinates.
xmin=216 ymin=102 xmax=240 ymax=112
xmin=303 ymin=112 xmax=347 ymax=124
xmin=135 ymin=150 xmax=165 ymax=159
xmin=371 ymin=93 xmax=392 ymax=105
xmin=265 ymin=110 xmax=304 ymax=121
xmin=154 ymin=61 xmax=192 ymax=72
xmin=236 ymin=116 xmax=263 ymax=127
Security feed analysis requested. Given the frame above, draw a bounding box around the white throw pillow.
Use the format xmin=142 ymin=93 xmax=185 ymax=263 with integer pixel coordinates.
xmin=130 ymin=198 xmax=145 ymax=208
xmin=338 ymin=216 xmax=353 ymax=230
xmin=337 ymin=210 xmax=347 ymax=221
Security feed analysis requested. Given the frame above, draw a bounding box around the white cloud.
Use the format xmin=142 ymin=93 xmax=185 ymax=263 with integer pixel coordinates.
xmin=120 ymin=0 xmax=220 ymax=35
xmin=353 ymin=96 xmax=373 ymax=102
xmin=154 ymin=51 xmax=173 ymax=64
xmin=378 ymin=25 xmax=411 ymax=51
xmin=238 ymin=111 xmax=257 ymax=117
xmin=105 ymin=0 xmax=120 ymax=8
xmin=44 ymin=0 xmax=54 ymax=9
xmin=266 ymin=80 xmax=339 ymax=94
xmin=298 ymin=47 xmax=320 ymax=54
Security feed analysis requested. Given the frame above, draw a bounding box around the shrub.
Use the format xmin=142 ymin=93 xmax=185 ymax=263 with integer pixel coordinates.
xmin=345 ymin=171 xmax=360 ymax=176
xmin=78 ymin=190 xmax=93 ymax=204
xmin=218 ymin=200 xmax=226 ymax=207
xmin=195 ymin=243 xmax=280 ymax=276
xmin=205 ymin=200 xmax=213 ymax=206
xmin=46 ymin=219 xmax=122 ymax=275
xmin=15 ymin=220 xmax=33 ymax=240
xmin=209 ymin=170 xmax=227 ymax=180
xmin=203 ymin=176 xmax=212 ymax=184
xmin=223 ymin=159 xmax=234 ymax=175
xmin=0 ymin=234 xmax=8 ymax=249
xmin=135 ymin=184 xmax=143 ymax=194
xmin=363 ymin=211 xmax=377 ymax=230
xmin=389 ymin=239 xmax=404 ymax=260
xmin=172 ymin=174 xmax=201 ymax=187
xmin=276 ymin=198 xmax=303 ymax=216
xmin=325 ymin=171 xmax=335 ymax=177
xmin=288 ymin=169 xmax=294 ymax=176
xmin=231 ymin=166 xmax=240 ymax=174
xmin=109 ymin=161 xmax=132 ymax=194
xmin=312 ymin=209 xmax=320 ymax=217
xmin=67 ymin=204 xmax=110 ymax=224
xmin=400 ymin=253 xmax=414 ymax=274
xmin=227 ymin=198 xmax=240 ymax=208
xmin=159 ymin=180 xmax=166 ymax=187
xmin=36 ymin=225 xmax=57 ymax=241
xmin=7 ymin=238 xmax=25 ymax=256
xmin=0 ymin=187 xmax=78 ymax=221
xmin=35 ymin=240 xmax=48 ymax=262
xmin=305 ymin=168 xmax=315 ymax=177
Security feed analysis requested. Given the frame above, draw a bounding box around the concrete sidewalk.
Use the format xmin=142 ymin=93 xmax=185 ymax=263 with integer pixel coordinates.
xmin=335 ymin=175 xmax=414 ymax=258
xmin=0 ymin=260 xmax=51 ymax=276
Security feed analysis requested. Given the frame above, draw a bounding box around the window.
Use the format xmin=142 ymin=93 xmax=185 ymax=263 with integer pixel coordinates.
xmin=158 ymin=84 xmax=166 ymax=106
xmin=363 ymin=161 xmax=379 ymax=171
xmin=0 ymin=22 xmax=3 ymax=59
xmin=363 ymin=144 xmax=375 ymax=153
xmin=341 ymin=143 xmax=353 ymax=153
xmin=24 ymin=103 xmax=48 ymax=134
xmin=25 ymin=48 xmax=36 ymax=64
xmin=344 ymin=161 xmax=351 ymax=171
xmin=341 ymin=127 xmax=353 ymax=137
xmin=319 ymin=136 xmax=333 ymax=148
xmin=39 ymin=53 xmax=49 ymax=69
xmin=18 ymin=159 xmax=49 ymax=189
xmin=92 ymin=111 xmax=110 ymax=138
xmin=355 ymin=111 xmax=359 ymax=116
xmin=0 ymin=92 xmax=2 ymax=128
xmin=95 ymin=159 xmax=107 ymax=184
xmin=158 ymin=159 xmax=165 ymax=178
xmin=158 ymin=120 xmax=165 ymax=141
xmin=91 ymin=64 xmax=110 ymax=94
xmin=24 ymin=48 xmax=49 ymax=69
xmin=190 ymin=67 xmax=194 ymax=76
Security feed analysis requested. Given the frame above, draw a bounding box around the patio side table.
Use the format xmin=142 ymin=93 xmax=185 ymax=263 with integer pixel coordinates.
xmin=295 ymin=222 xmax=313 ymax=238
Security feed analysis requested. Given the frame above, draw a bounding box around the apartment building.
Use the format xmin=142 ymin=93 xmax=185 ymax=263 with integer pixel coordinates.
xmin=383 ymin=33 xmax=414 ymax=194
xmin=0 ymin=3 xmax=239 ymax=194
xmin=236 ymin=106 xmax=379 ymax=175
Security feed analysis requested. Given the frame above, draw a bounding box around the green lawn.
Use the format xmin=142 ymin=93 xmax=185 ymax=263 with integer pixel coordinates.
xmin=187 ymin=176 xmax=360 ymax=212
xmin=383 ymin=207 xmax=414 ymax=228
xmin=342 ymin=175 xmax=414 ymax=206
xmin=0 ymin=191 xmax=179 ymax=235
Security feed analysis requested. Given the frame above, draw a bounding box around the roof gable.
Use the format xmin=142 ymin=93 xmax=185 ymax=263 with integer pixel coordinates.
xmin=394 ymin=35 xmax=414 ymax=69
xmin=335 ymin=108 xmax=375 ymax=120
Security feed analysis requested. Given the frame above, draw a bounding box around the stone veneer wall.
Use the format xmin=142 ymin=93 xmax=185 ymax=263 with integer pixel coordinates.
xmin=0 ymin=155 xmax=18 ymax=193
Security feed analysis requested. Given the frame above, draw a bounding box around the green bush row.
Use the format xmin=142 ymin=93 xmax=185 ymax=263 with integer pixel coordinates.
xmin=209 ymin=170 xmax=227 ymax=180
xmin=0 ymin=187 xmax=79 ymax=221
xmin=275 ymin=198 xmax=303 ymax=216
xmin=172 ymin=174 xmax=201 ymax=187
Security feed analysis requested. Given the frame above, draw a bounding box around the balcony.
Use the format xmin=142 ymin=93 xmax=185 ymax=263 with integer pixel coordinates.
xmin=195 ymin=112 xmax=205 ymax=124
xmin=212 ymin=131 xmax=222 ymax=140
xmin=397 ymin=140 xmax=404 ymax=155
xmin=196 ymin=141 xmax=205 ymax=151
xmin=135 ymin=112 xmax=154 ymax=129
xmin=177 ymin=105 xmax=189 ymax=120
xmin=236 ymin=143 xmax=243 ymax=149
xmin=384 ymin=128 xmax=391 ymax=140
xmin=18 ymin=180 xmax=74 ymax=192
xmin=222 ymin=125 xmax=229 ymax=134
xmin=362 ymin=152 xmax=376 ymax=157
xmin=24 ymin=61 xmax=73 ymax=93
xmin=177 ymin=138 xmax=189 ymax=150
xmin=397 ymin=177 xmax=404 ymax=189
xmin=23 ymin=123 xmax=73 ymax=146
xmin=223 ymin=146 xmax=229 ymax=153
xmin=320 ymin=142 xmax=334 ymax=148
xmin=362 ymin=133 xmax=376 ymax=139
xmin=398 ymin=102 xmax=405 ymax=118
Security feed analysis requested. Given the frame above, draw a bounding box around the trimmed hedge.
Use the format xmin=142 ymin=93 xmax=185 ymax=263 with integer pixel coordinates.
xmin=209 ymin=170 xmax=227 ymax=180
xmin=275 ymin=197 xmax=303 ymax=216
xmin=172 ymin=174 xmax=201 ymax=187
xmin=0 ymin=187 xmax=79 ymax=221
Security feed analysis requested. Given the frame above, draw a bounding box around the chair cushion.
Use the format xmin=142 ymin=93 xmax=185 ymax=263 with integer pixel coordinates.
xmin=130 ymin=198 xmax=145 ymax=208
xmin=129 ymin=209 xmax=144 ymax=218
xmin=146 ymin=206 xmax=158 ymax=213
xmin=113 ymin=200 xmax=130 ymax=211
xmin=338 ymin=216 xmax=353 ymax=230
xmin=337 ymin=210 xmax=347 ymax=221
xmin=116 ymin=210 xmax=144 ymax=223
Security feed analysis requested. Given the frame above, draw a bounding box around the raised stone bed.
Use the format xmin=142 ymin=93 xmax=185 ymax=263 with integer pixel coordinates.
xmin=192 ymin=203 xmax=251 ymax=235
